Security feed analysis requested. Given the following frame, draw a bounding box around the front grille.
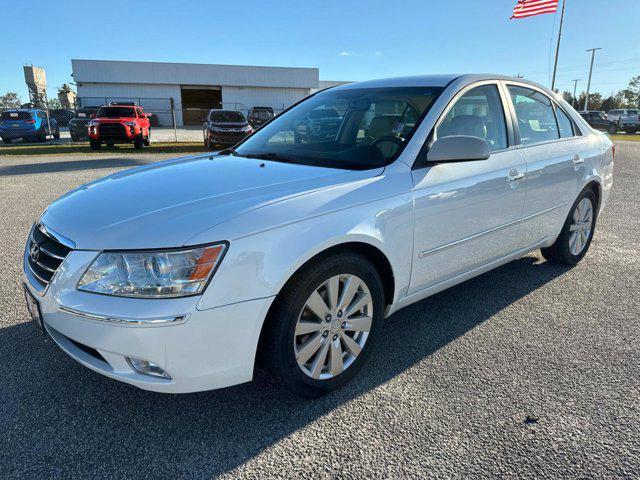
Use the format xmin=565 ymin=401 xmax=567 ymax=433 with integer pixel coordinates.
xmin=26 ymin=224 xmax=73 ymax=291
xmin=98 ymin=123 xmax=126 ymax=138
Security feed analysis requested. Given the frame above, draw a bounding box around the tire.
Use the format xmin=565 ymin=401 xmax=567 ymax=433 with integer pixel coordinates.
xmin=106 ymin=142 xmax=114 ymax=148
xmin=70 ymin=134 xmax=79 ymax=142
xmin=144 ymin=128 xmax=151 ymax=146
xmin=624 ymin=128 xmax=635 ymax=134
xmin=608 ymin=124 xmax=617 ymax=134
xmin=1 ymin=138 xmax=11 ymax=144
xmin=36 ymin=129 xmax=47 ymax=142
xmin=133 ymin=134 xmax=144 ymax=149
xmin=89 ymin=139 xmax=101 ymax=151
xmin=541 ymin=188 xmax=598 ymax=266
xmin=53 ymin=127 xmax=60 ymax=139
xmin=260 ymin=252 xmax=385 ymax=398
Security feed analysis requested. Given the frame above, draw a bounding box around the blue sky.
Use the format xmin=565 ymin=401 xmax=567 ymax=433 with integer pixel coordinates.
xmin=1 ymin=0 xmax=638 ymax=101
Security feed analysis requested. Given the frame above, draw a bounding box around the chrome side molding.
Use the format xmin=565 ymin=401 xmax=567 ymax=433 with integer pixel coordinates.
xmin=59 ymin=306 xmax=189 ymax=327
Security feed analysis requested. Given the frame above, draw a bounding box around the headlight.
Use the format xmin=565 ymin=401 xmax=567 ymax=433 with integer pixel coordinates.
xmin=124 ymin=121 xmax=137 ymax=127
xmin=242 ymin=125 xmax=253 ymax=132
xmin=88 ymin=120 xmax=98 ymax=126
xmin=78 ymin=243 xmax=227 ymax=298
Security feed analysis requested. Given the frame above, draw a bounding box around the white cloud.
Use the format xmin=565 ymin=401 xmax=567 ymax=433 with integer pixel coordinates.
xmin=338 ymin=51 xmax=353 ymax=56
xmin=374 ymin=51 xmax=384 ymax=56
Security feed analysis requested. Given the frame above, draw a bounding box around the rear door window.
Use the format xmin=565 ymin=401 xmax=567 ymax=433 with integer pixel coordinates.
xmin=507 ymin=85 xmax=559 ymax=145
xmin=555 ymin=106 xmax=574 ymax=138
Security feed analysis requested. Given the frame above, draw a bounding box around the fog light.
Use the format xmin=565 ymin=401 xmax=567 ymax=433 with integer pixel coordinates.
xmin=126 ymin=357 xmax=171 ymax=378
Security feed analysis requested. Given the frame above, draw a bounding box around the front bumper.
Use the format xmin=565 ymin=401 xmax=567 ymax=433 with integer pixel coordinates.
xmin=206 ymin=129 xmax=248 ymax=145
xmin=23 ymin=247 xmax=273 ymax=393
xmin=89 ymin=124 xmax=140 ymax=141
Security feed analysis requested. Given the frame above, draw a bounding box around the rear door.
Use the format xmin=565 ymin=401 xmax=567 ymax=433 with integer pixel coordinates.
xmin=409 ymin=81 xmax=527 ymax=293
xmin=504 ymin=83 xmax=595 ymax=245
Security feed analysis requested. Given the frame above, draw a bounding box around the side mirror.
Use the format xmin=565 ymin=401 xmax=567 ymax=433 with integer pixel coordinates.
xmin=426 ymin=135 xmax=490 ymax=163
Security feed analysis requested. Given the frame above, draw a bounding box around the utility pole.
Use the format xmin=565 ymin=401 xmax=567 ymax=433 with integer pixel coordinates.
xmin=571 ymin=79 xmax=580 ymax=108
xmin=550 ymin=0 xmax=566 ymax=92
xmin=584 ymin=48 xmax=602 ymax=111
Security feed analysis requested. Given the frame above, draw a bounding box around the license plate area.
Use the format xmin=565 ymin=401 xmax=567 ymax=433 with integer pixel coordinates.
xmin=23 ymin=284 xmax=45 ymax=334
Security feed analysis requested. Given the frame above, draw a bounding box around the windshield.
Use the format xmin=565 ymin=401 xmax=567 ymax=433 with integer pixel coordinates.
xmin=97 ymin=107 xmax=136 ymax=118
xmin=75 ymin=108 xmax=98 ymax=118
xmin=234 ymin=86 xmax=443 ymax=170
xmin=211 ymin=111 xmax=246 ymax=123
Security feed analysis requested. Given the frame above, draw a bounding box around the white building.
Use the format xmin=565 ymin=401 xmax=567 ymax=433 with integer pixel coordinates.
xmin=71 ymin=59 xmax=320 ymax=126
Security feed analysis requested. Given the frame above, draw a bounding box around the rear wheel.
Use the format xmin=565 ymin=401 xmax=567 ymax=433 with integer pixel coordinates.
xmin=89 ymin=139 xmax=101 ymax=151
xmin=53 ymin=126 xmax=60 ymax=139
xmin=261 ymin=252 xmax=385 ymax=398
xmin=541 ymin=188 xmax=597 ymax=265
xmin=36 ymin=129 xmax=47 ymax=142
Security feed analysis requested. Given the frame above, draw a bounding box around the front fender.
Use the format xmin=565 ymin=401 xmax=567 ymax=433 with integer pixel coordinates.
xmin=195 ymin=189 xmax=414 ymax=311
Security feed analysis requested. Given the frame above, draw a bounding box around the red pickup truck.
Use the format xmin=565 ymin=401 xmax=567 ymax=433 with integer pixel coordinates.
xmin=88 ymin=103 xmax=151 ymax=150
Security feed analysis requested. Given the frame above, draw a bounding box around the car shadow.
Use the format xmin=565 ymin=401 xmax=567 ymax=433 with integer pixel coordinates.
xmin=0 ymin=255 xmax=570 ymax=478
xmin=0 ymin=157 xmax=156 ymax=176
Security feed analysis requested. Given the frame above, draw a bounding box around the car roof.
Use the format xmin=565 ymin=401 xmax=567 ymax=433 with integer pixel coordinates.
xmin=210 ymin=109 xmax=243 ymax=114
xmin=330 ymin=74 xmax=549 ymax=92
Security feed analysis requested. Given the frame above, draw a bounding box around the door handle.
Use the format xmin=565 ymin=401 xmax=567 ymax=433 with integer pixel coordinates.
xmin=573 ymin=154 xmax=584 ymax=165
xmin=507 ymin=171 xmax=525 ymax=182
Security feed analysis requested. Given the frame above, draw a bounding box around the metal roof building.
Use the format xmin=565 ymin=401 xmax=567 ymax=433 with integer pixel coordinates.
xmin=71 ymin=59 xmax=320 ymax=126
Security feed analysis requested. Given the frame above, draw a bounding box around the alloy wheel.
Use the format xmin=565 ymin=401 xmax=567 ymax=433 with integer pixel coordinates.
xmin=294 ymin=274 xmax=373 ymax=380
xmin=569 ymin=197 xmax=594 ymax=256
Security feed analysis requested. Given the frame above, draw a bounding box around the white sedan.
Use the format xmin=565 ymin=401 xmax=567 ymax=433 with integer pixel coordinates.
xmin=23 ymin=75 xmax=614 ymax=397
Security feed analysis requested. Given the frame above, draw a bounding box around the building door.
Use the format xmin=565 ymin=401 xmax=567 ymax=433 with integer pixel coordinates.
xmin=180 ymin=86 xmax=222 ymax=126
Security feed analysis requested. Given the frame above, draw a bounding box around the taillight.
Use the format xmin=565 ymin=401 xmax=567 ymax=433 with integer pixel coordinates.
xmin=25 ymin=119 xmax=36 ymax=124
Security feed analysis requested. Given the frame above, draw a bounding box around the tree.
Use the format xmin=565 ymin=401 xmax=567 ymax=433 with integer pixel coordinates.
xmin=600 ymin=93 xmax=625 ymax=113
xmin=47 ymin=98 xmax=62 ymax=110
xmin=0 ymin=92 xmax=22 ymax=109
xmin=620 ymin=75 xmax=640 ymax=108
xmin=577 ymin=91 xmax=603 ymax=111
xmin=561 ymin=90 xmax=577 ymax=107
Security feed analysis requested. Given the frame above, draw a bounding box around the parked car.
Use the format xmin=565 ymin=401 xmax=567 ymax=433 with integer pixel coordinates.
xmin=23 ymin=75 xmax=613 ymax=397
xmin=0 ymin=108 xmax=59 ymax=144
xmin=618 ymin=112 xmax=640 ymax=134
xmin=203 ymin=109 xmax=253 ymax=149
xmin=49 ymin=109 xmax=76 ymax=127
xmin=248 ymin=106 xmax=275 ymax=128
xmin=88 ymin=103 xmax=151 ymax=150
xmin=607 ymin=108 xmax=640 ymax=123
xmin=68 ymin=107 xmax=100 ymax=141
xmin=579 ymin=111 xmax=617 ymax=134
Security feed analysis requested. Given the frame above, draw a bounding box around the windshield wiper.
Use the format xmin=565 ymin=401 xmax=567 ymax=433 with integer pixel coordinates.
xmin=242 ymin=152 xmax=293 ymax=163
xmin=218 ymin=147 xmax=238 ymax=156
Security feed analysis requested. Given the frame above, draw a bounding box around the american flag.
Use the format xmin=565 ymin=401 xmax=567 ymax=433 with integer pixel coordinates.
xmin=511 ymin=0 xmax=559 ymax=19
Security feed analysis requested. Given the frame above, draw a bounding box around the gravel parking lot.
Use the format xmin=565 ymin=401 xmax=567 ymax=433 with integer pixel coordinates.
xmin=0 ymin=144 xmax=638 ymax=479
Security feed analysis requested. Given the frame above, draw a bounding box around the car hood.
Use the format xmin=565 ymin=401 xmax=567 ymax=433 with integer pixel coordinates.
xmin=41 ymin=154 xmax=384 ymax=250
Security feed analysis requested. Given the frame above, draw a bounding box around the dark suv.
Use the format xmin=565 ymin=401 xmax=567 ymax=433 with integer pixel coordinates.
xmin=579 ymin=111 xmax=617 ymax=134
xmin=203 ymin=110 xmax=253 ymax=149
xmin=247 ymin=106 xmax=274 ymax=128
xmin=68 ymin=107 xmax=100 ymax=141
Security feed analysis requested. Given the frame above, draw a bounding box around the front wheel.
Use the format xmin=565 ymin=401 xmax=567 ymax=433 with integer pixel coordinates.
xmin=133 ymin=134 xmax=144 ymax=149
xmin=541 ymin=188 xmax=597 ymax=265
xmin=260 ymin=252 xmax=385 ymax=398
xmin=1 ymin=137 xmax=11 ymax=144
xmin=53 ymin=126 xmax=60 ymax=139
xmin=89 ymin=139 xmax=101 ymax=151
xmin=144 ymin=128 xmax=151 ymax=146
xmin=608 ymin=124 xmax=617 ymax=134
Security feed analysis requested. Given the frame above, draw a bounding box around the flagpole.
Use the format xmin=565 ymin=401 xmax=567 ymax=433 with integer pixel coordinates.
xmin=550 ymin=0 xmax=566 ymax=92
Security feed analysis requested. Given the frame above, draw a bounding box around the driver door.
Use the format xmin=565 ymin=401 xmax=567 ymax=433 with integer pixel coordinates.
xmin=409 ymin=82 xmax=527 ymax=294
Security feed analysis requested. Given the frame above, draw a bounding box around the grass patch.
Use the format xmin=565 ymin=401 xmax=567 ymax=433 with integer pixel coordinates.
xmin=609 ymin=134 xmax=640 ymax=142
xmin=0 ymin=142 xmax=207 ymax=156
